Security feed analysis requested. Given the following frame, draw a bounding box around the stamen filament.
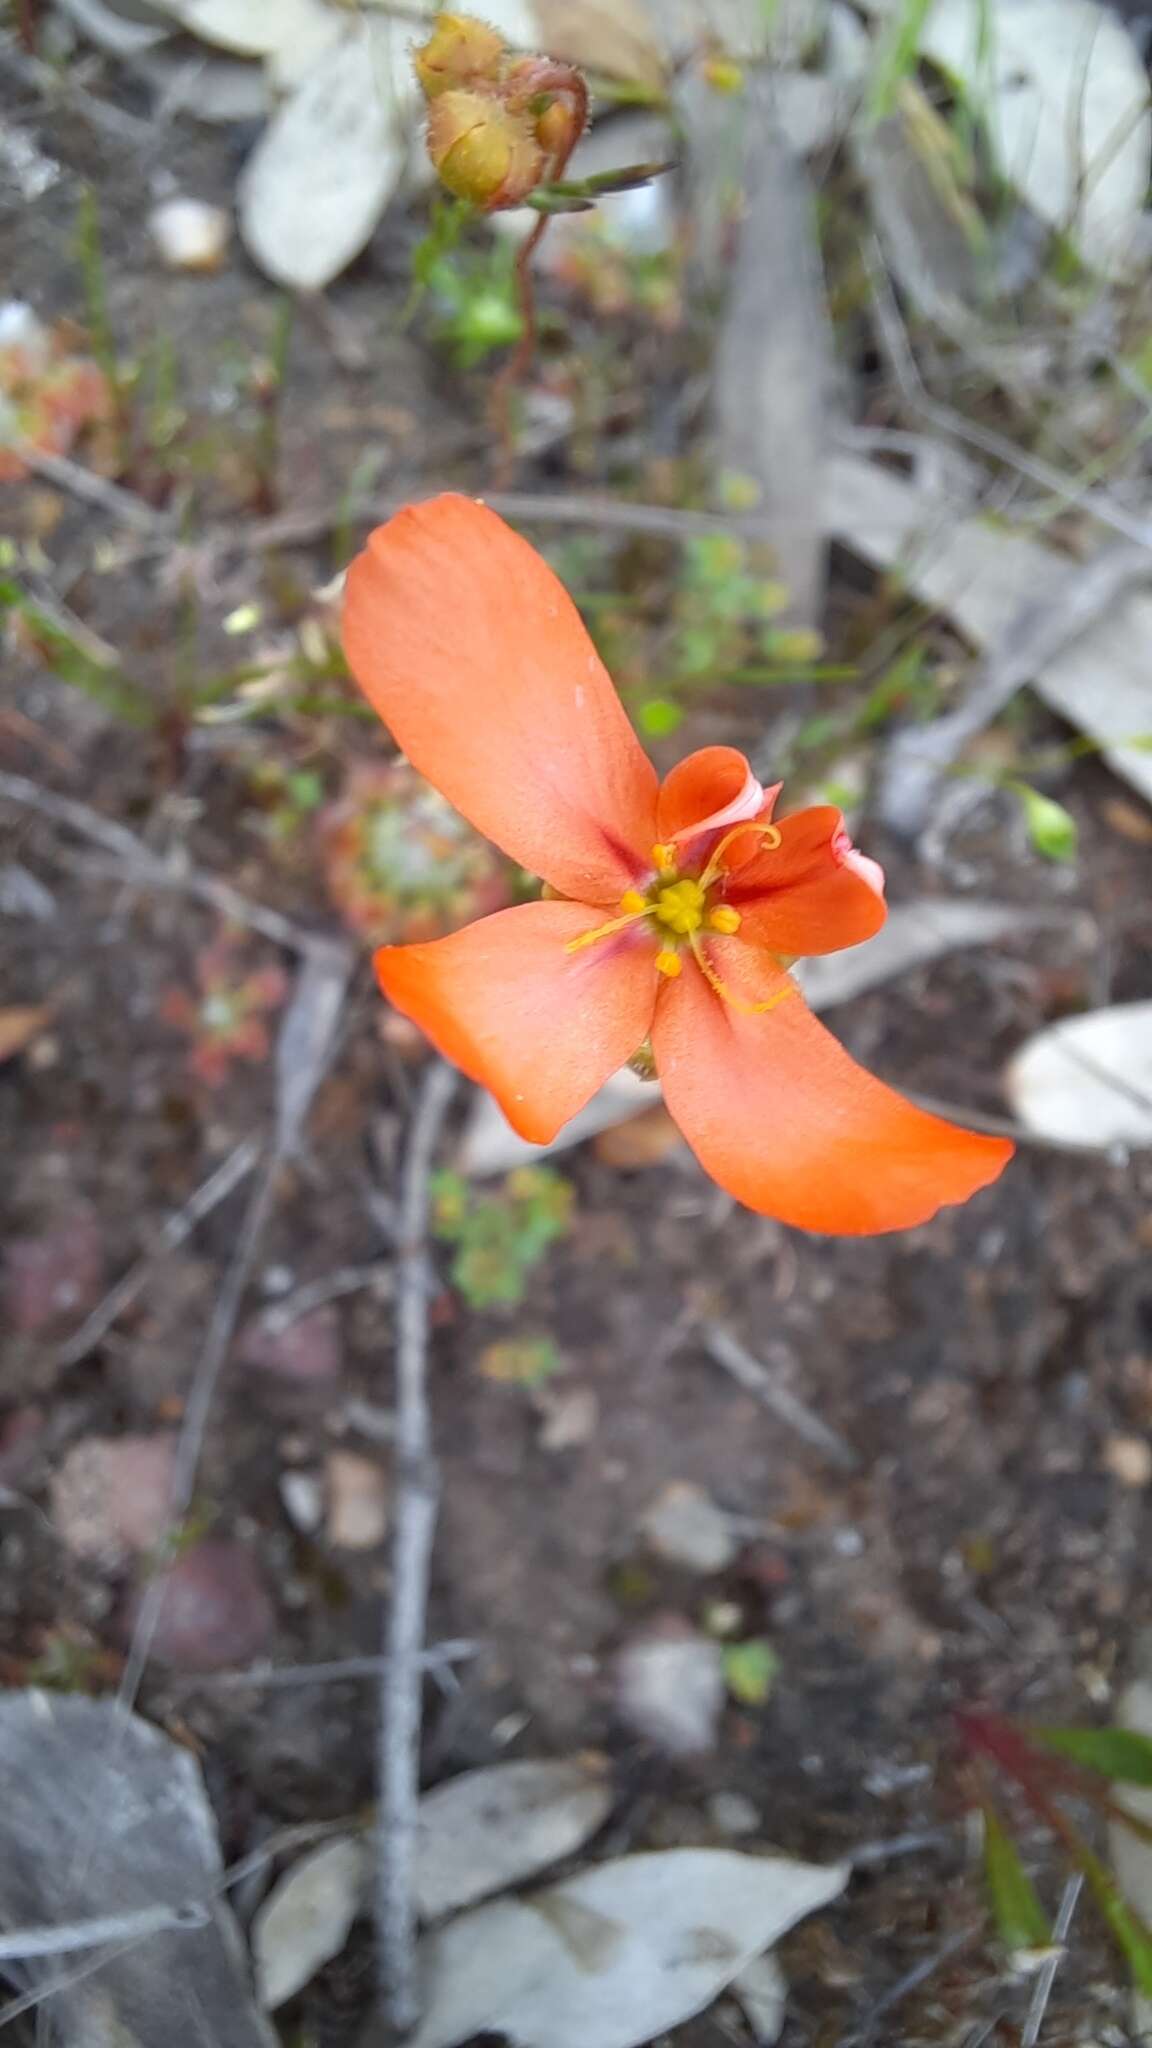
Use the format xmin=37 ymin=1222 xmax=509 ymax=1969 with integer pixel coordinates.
xmin=688 ymin=932 xmax=797 ymax=1016
xmin=565 ymin=907 xmax=653 ymax=954
xmin=699 ymin=819 xmax=782 ymax=891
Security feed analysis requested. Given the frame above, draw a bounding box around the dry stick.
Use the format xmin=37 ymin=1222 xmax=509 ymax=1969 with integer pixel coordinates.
xmin=0 ymin=769 xmax=316 ymax=953
xmin=878 ymin=536 xmax=1152 ymax=838
xmin=10 ymin=442 xmax=168 ymax=533
xmin=113 ymin=1152 xmax=280 ymax=1720
xmin=374 ymin=1059 xmax=459 ymax=2032
xmin=865 ymin=242 xmax=1152 ymax=555
xmin=702 ymin=1324 xmax=859 ymax=1472
xmin=112 ymin=939 xmax=352 ymax=1726
xmin=1020 ymin=1874 xmax=1082 ymax=2048
xmin=186 ymin=1640 xmax=480 ymax=1693
xmin=0 ymin=1902 xmax=209 ymax=1965
xmin=55 ymin=1136 xmax=261 ymax=1368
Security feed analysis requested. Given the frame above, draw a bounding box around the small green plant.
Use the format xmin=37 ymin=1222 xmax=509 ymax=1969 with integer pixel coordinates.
xmin=961 ymin=1709 xmax=1152 ymax=1997
xmin=432 ymin=1165 xmax=574 ymax=1309
xmin=426 ymin=239 xmax=525 ymax=368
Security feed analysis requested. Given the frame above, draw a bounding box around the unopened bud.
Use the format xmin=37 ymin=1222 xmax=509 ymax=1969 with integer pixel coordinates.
xmin=426 ymin=89 xmax=545 ymax=209
xmin=413 ymin=12 xmax=506 ymax=99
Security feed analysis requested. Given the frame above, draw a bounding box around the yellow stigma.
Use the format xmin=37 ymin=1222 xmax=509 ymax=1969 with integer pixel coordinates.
xmin=708 ymin=904 xmax=742 ymax=935
xmin=650 ymin=842 xmax=678 ymax=874
xmin=653 ymin=878 xmax=705 ymax=936
xmin=619 ymin=890 xmax=647 ymax=914
xmin=655 ymin=949 xmax=682 ymax=978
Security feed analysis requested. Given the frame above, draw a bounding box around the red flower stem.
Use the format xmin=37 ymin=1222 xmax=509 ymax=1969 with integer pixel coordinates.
xmin=488 ymin=63 xmax=587 ymax=488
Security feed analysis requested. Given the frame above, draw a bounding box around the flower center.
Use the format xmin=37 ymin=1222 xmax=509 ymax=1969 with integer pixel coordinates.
xmin=562 ymin=820 xmax=795 ymax=1017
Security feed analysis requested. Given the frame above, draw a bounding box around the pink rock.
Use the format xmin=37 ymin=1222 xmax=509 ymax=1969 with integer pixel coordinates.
xmin=51 ymin=1435 xmax=177 ymax=1568
xmin=122 ymin=1538 xmax=275 ymax=1672
xmin=237 ymin=1305 xmax=343 ymax=1384
xmin=5 ymin=1206 xmax=104 ymax=1334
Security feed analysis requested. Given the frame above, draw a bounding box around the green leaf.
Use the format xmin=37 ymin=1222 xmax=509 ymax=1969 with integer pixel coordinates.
xmin=1012 ymin=783 xmax=1078 ymax=862
xmin=982 ymin=1805 xmax=1050 ymax=1953
xmin=1032 ymin=1725 xmax=1152 ymax=1786
xmin=722 ymin=1639 xmax=779 ymax=1707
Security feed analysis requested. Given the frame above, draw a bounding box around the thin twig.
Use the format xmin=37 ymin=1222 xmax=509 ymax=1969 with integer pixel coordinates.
xmin=840 ymin=1926 xmax=979 ymax=2045
xmin=114 ymin=1153 xmax=280 ymax=1721
xmin=133 ymin=489 xmax=785 ymax=566
xmin=9 ymin=442 xmax=168 ymax=533
xmin=55 ymin=1137 xmax=261 ymax=1368
xmin=866 ymin=242 xmax=1152 ymax=555
xmin=258 ymin=1261 xmax=393 ymax=1336
xmin=374 ymin=1060 xmax=459 ymax=2031
xmin=702 ymin=1325 xmax=859 ymax=1472
xmin=1020 ymin=1875 xmax=1083 ymax=2048
xmin=0 ymin=770 xmax=317 ymax=953
xmin=113 ymin=941 xmax=352 ymax=1723
xmin=183 ymin=1639 xmax=480 ymax=1692
xmin=878 ymin=537 xmax=1152 ymax=837
xmin=0 ymin=1901 xmax=208 ymax=1964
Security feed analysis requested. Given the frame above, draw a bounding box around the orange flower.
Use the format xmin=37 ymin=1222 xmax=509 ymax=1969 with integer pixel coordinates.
xmin=342 ymin=497 xmax=1013 ymax=1234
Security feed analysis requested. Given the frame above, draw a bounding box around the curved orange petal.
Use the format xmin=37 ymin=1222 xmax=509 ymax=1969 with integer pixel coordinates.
xmin=343 ymin=496 xmax=658 ymax=903
xmin=652 ymin=948 xmax=1012 ymax=1233
xmin=726 ymin=807 xmax=887 ymax=957
xmin=376 ymin=901 xmax=658 ymax=1144
xmin=656 ymin=746 xmax=774 ymax=849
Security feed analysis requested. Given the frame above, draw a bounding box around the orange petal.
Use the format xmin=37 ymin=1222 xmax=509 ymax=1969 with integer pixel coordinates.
xmin=656 ymin=746 xmax=771 ymax=849
xmin=653 ymin=951 xmax=1012 ymax=1233
xmin=376 ymin=901 xmax=658 ymax=1144
xmin=726 ymin=806 xmax=887 ymax=956
xmin=343 ymin=496 xmax=658 ymax=903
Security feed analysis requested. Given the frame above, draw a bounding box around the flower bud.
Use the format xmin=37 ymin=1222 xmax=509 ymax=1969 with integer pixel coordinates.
xmin=426 ymin=89 xmax=545 ymax=210
xmin=413 ymin=12 xmax=506 ymax=99
xmin=533 ymin=94 xmax=584 ymax=165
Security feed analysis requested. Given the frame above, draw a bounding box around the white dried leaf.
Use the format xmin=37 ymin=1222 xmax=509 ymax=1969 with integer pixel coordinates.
xmin=919 ymin=0 xmax=1151 ymax=278
xmin=1005 ymin=1000 xmax=1152 ymax=1149
xmin=134 ymin=46 xmax=269 ymax=120
xmin=798 ymin=900 xmax=1058 ymax=1011
xmin=732 ymin=1952 xmax=789 ymax=2043
xmin=409 ymin=1847 xmax=849 ymax=2048
xmin=416 ymin=1756 xmax=614 ymax=1920
xmin=238 ymin=19 xmax=412 ymax=291
xmin=56 ymin=0 xmax=173 ymax=54
xmin=827 ymin=454 xmax=1152 ymax=807
xmin=168 ymin=0 xmax=333 ymax=57
xmin=254 ymin=1836 xmax=366 ymax=2011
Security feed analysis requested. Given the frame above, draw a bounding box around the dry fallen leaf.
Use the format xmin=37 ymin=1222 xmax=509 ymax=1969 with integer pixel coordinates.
xmin=533 ymin=0 xmax=667 ymax=89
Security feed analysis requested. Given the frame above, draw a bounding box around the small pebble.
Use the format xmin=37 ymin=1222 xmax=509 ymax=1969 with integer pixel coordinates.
xmin=239 ymin=1305 xmax=343 ymax=1385
xmin=614 ymin=1615 xmax=725 ymax=1756
xmin=121 ymin=1538 xmax=274 ymax=1672
xmin=536 ymin=1384 xmax=598 ymax=1451
xmin=1104 ymin=1434 xmax=1152 ymax=1489
xmin=707 ymin=1790 xmax=761 ymax=1837
xmin=149 ymin=196 xmax=231 ymax=272
xmin=640 ymin=1480 xmax=738 ymax=1573
xmin=325 ymin=1450 xmax=389 ymax=1549
xmin=5 ymin=1206 xmax=104 ymax=1334
xmin=51 ymin=1434 xmax=177 ymax=1568
xmin=279 ymin=1470 xmax=324 ymax=1534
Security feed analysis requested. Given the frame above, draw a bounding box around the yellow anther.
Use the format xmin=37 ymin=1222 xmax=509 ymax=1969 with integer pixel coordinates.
xmin=655 ymin=949 xmax=683 ymax=978
xmin=708 ymin=904 xmax=742 ymax=935
xmin=620 ymin=890 xmax=647 ymax=914
xmin=650 ymin=842 xmax=678 ymax=874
